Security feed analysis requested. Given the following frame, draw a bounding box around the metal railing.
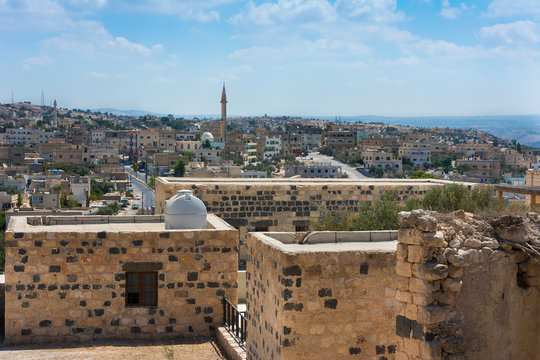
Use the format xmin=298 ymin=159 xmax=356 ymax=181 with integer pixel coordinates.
xmin=223 ymin=297 xmax=247 ymax=344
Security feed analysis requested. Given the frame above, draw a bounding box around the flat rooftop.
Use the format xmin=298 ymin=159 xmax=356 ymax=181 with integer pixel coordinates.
xmin=254 ymin=230 xmax=398 ymax=253
xmin=8 ymin=214 xmax=235 ymax=233
xmin=158 ymin=177 xmax=473 ymax=186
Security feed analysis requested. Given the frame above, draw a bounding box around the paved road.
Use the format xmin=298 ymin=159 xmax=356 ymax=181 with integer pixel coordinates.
xmin=304 ymin=152 xmax=367 ymax=179
xmin=124 ymin=165 xmax=155 ymax=208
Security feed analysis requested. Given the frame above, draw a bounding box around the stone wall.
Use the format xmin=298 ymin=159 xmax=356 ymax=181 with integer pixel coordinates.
xmin=394 ymin=210 xmax=540 ymax=360
xmin=156 ymin=178 xmax=463 ymax=242
xmin=246 ymin=231 xmax=398 ymax=360
xmin=4 ymin=215 xmax=238 ymax=344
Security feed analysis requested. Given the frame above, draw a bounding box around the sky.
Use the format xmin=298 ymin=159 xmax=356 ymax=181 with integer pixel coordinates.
xmin=1 ymin=0 xmax=539 ymax=117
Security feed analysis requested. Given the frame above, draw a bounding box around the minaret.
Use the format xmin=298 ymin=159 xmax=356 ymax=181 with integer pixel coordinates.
xmin=52 ymin=99 xmax=58 ymax=127
xmin=220 ymin=83 xmax=227 ymax=143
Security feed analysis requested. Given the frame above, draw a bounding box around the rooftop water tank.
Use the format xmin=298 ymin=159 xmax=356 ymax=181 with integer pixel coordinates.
xmin=164 ymin=190 xmax=207 ymax=229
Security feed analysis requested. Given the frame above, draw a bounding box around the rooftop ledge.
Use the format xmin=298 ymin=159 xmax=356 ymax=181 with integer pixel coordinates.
xmin=252 ymin=230 xmax=398 ymax=253
xmin=7 ymin=214 xmax=235 ymax=233
xmin=157 ymin=177 xmax=478 ymax=186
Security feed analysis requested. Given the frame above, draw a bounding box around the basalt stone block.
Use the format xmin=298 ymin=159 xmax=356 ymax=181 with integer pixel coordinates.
xmin=109 ymin=248 xmax=120 ymax=254
xmin=49 ymin=265 xmax=61 ymax=272
xmin=349 ymin=347 xmax=362 ymax=355
xmin=360 ymin=263 xmax=369 ymax=275
xmin=14 ymin=265 xmax=25 ymax=272
xmin=187 ymin=272 xmax=198 ymax=281
xmin=324 ymin=299 xmax=338 ymax=309
xmin=318 ymin=288 xmax=332 ymax=297
xmin=159 ymin=232 xmax=170 ymax=238
xmin=169 ymin=255 xmax=178 ymax=262
xmin=284 ymin=302 xmax=303 ymax=312
xmin=65 ymin=319 xmax=75 ymax=327
xmin=97 ymin=231 xmax=107 ymax=238
xmin=132 ymin=240 xmax=142 ymax=246
xmin=21 ymin=329 xmax=32 ymax=336
xmin=111 ymin=319 xmax=119 ymax=326
xmin=282 ymin=289 xmax=293 ymax=301
xmin=204 ymin=316 xmax=213 ymax=323
xmin=396 ymin=315 xmax=412 ymax=338
xmin=122 ymin=262 xmax=163 ymax=272
xmin=39 ymin=320 xmax=52 ymax=327
xmin=131 ymin=326 xmax=141 ymax=334
xmin=66 ymin=274 xmax=77 ymax=282
xmin=283 ymin=265 xmax=302 ymax=276
xmin=94 ymin=309 xmax=105 ymax=316
xmin=14 ymin=232 xmax=24 ymax=238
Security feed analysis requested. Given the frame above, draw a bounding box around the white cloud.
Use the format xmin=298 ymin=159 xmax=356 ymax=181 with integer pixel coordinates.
xmin=87 ymin=71 xmax=108 ymax=78
xmin=335 ymin=0 xmax=405 ymax=22
xmin=231 ymin=0 xmax=336 ymax=26
xmin=479 ymin=20 xmax=540 ymax=45
xmin=485 ymin=0 xmax=540 ymax=18
xmin=40 ymin=20 xmax=163 ymax=59
xmin=150 ymin=76 xmax=173 ymax=83
xmin=439 ymin=0 xmax=468 ymax=19
xmin=22 ymin=54 xmax=54 ymax=70
xmin=414 ymin=39 xmax=482 ymax=59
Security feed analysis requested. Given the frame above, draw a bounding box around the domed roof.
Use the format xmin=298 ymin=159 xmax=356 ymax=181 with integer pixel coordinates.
xmin=165 ymin=190 xmax=207 ymax=215
xmin=201 ymin=132 xmax=214 ymax=141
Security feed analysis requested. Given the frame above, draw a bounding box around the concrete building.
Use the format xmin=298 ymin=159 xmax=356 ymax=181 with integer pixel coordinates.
xmin=30 ymin=191 xmax=60 ymax=208
xmin=263 ymin=136 xmax=282 ymax=159
xmin=456 ymin=158 xmax=501 ymax=183
xmin=361 ymin=149 xmax=402 ymax=171
xmin=284 ymin=163 xmax=342 ymax=178
xmin=326 ymin=131 xmax=356 ymax=150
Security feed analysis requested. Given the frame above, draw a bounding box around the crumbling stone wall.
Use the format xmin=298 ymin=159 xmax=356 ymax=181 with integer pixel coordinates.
xmin=156 ymin=178 xmax=448 ymax=241
xmin=395 ymin=210 xmax=540 ymax=360
xmin=4 ymin=216 xmax=238 ymax=344
xmin=246 ymin=232 xmax=398 ymax=360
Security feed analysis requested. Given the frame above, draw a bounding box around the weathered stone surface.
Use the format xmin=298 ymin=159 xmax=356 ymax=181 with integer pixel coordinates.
xmin=417 ymin=215 xmax=437 ymax=232
xmin=417 ymin=305 xmax=449 ymax=325
xmin=412 ymin=263 xmax=449 ymax=281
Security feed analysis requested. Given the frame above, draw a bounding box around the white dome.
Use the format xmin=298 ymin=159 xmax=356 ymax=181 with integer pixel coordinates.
xmin=164 ymin=190 xmax=207 ymax=229
xmin=201 ymin=132 xmax=214 ymax=141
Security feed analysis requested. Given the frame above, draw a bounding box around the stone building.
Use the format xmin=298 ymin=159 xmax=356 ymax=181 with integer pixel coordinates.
xmin=155 ymin=178 xmax=469 ymax=242
xmin=246 ymin=230 xmax=398 ymax=359
xmin=4 ymin=214 xmax=238 ymax=344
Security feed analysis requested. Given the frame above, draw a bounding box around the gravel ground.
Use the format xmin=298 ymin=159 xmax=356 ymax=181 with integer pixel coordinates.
xmin=0 ymin=337 xmax=227 ymax=360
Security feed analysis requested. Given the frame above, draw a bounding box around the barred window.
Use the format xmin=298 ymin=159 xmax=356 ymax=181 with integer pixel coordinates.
xmin=126 ymin=272 xmax=157 ymax=307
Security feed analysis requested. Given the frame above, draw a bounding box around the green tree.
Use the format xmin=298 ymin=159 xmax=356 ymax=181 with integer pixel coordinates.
xmin=132 ymin=161 xmax=138 ymax=172
xmin=201 ymin=139 xmax=212 ymax=149
xmin=148 ymin=175 xmax=155 ymax=189
xmin=97 ymin=201 xmax=120 ymax=215
xmin=517 ymin=142 xmax=522 ymax=153
xmin=173 ymin=159 xmax=186 ymax=177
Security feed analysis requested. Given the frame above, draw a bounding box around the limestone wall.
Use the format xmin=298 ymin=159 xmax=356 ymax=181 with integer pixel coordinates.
xmin=394 ymin=210 xmax=540 ymax=360
xmin=156 ymin=178 xmax=457 ymax=242
xmin=246 ymin=232 xmax=398 ymax=360
xmin=4 ymin=215 xmax=238 ymax=344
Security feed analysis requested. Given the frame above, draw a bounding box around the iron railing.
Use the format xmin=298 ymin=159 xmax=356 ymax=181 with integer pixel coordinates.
xmin=223 ymin=297 xmax=247 ymax=344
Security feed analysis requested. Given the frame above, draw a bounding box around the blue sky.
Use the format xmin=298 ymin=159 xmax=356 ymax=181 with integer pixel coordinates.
xmin=1 ymin=0 xmax=539 ymax=117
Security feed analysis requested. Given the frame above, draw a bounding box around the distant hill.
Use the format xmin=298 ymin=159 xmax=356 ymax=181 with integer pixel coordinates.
xmin=322 ymin=115 xmax=540 ymax=148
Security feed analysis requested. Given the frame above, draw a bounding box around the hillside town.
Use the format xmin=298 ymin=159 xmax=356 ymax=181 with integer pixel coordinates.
xmin=0 ymin=86 xmax=538 ymax=221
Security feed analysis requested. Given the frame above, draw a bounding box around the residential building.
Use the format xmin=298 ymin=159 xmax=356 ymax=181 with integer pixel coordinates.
xmin=360 ymin=149 xmax=402 ymax=171
xmin=284 ymin=163 xmax=342 ymax=178
xmin=456 ymin=158 xmax=501 ymax=183
xmin=263 ymin=136 xmax=282 ymax=159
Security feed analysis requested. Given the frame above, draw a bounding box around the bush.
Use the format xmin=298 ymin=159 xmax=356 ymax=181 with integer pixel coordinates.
xmin=97 ymin=202 xmax=120 ymax=215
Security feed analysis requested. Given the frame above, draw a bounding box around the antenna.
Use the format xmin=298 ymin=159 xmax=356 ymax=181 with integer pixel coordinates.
xmin=41 ymin=90 xmax=45 ymax=106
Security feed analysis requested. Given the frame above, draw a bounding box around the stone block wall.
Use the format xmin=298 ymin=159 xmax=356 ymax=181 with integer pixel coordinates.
xmin=4 ymin=215 xmax=238 ymax=344
xmin=156 ymin=178 xmax=454 ymax=242
xmin=246 ymin=232 xmax=398 ymax=360
xmin=394 ymin=210 xmax=540 ymax=360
